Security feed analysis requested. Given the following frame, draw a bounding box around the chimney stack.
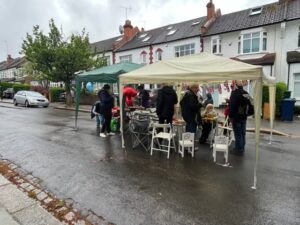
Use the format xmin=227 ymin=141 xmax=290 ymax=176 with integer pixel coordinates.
xmin=6 ymin=54 xmax=13 ymax=64
xmin=206 ymin=0 xmax=215 ymax=21
xmin=123 ymin=20 xmax=134 ymax=41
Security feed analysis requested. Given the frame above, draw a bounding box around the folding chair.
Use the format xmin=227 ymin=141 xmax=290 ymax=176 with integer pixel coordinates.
xmin=218 ymin=117 xmax=235 ymax=146
xmin=213 ymin=135 xmax=229 ymax=163
xmin=150 ymin=123 xmax=176 ymax=159
xmin=129 ymin=117 xmax=151 ymax=151
xmin=178 ymin=132 xmax=195 ymax=158
xmin=208 ymin=117 xmax=218 ymax=148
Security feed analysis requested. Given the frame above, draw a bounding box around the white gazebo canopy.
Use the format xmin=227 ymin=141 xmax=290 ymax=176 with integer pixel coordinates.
xmin=119 ymin=52 xmax=276 ymax=189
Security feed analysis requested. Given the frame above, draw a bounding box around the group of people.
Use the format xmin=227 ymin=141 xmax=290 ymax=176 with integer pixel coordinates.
xmin=154 ymin=81 xmax=250 ymax=156
xmin=92 ymin=81 xmax=251 ymax=156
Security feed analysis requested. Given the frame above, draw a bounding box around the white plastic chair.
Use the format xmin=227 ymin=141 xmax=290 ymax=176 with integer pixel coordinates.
xmin=178 ymin=132 xmax=195 ymax=158
xmin=150 ymin=123 xmax=176 ymax=159
xmin=213 ymin=135 xmax=229 ymax=163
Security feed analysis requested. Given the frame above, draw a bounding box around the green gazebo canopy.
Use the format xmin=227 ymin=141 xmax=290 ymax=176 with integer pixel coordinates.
xmin=75 ymin=62 xmax=142 ymax=128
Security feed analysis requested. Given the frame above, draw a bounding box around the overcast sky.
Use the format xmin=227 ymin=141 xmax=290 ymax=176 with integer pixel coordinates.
xmin=0 ymin=0 xmax=276 ymax=61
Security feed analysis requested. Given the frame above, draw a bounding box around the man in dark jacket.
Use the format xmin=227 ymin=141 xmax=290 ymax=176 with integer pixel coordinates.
xmin=180 ymin=84 xmax=202 ymax=133
xmin=203 ymin=93 xmax=213 ymax=107
xmin=137 ymin=84 xmax=150 ymax=108
xmin=229 ymin=80 xmax=249 ymax=155
xmin=98 ymin=84 xmax=114 ymax=137
xmin=156 ymin=84 xmax=178 ymax=124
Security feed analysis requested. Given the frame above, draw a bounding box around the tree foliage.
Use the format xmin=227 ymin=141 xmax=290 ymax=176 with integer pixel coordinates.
xmin=21 ymin=19 xmax=105 ymax=105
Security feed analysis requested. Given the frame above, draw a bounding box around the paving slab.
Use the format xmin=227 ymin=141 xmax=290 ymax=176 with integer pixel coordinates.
xmin=0 ymin=207 xmax=20 ymax=225
xmin=0 ymin=174 xmax=10 ymax=186
xmin=0 ymin=184 xmax=35 ymax=213
xmin=13 ymin=204 xmax=63 ymax=225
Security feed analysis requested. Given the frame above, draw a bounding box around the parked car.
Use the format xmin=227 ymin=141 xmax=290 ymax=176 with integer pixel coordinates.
xmin=13 ymin=91 xmax=49 ymax=108
xmin=3 ymin=88 xmax=14 ymax=99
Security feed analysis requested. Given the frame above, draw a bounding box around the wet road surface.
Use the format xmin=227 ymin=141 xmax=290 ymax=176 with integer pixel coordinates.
xmin=0 ymin=105 xmax=299 ymax=225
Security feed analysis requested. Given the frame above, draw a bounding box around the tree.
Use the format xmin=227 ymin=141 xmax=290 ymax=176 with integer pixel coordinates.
xmin=21 ymin=19 xmax=103 ymax=105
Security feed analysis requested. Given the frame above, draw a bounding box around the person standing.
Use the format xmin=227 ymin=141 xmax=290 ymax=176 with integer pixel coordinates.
xmin=98 ymin=84 xmax=114 ymax=137
xmin=229 ymin=80 xmax=250 ymax=155
xmin=156 ymin=84 xmax=178 ymax=124
xmin=137 ymin=84 xmax=150 ymax=108
xmin=180 ymin=84 xmax=202 ymax=133
xmin=203 ymin=93 xmax=214 ymax=107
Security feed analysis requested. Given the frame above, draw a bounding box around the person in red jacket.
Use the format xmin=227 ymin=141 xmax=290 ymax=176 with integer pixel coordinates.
xmin=123 ymin=86 xmax=137 ymax=107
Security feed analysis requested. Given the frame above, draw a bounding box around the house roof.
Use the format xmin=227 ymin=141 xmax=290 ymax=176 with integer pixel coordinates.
xmin=90 ymin=36 xmax=122 ymax=54
xmin=203 ymin=0 xmax=300 ymax=36
xmin=116 ymin=17 xmax=206 ymax=52
xmin=91 ymin=0 xmax=300 ymax=53
xmin=0 ymin=57 xmax=26 ymax=71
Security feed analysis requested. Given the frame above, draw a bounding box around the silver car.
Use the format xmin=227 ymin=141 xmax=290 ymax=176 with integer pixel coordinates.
xmin=13 ymin=91 xmax=49 ymax=108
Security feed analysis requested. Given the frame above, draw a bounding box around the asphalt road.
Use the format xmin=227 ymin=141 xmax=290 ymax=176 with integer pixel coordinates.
xmin=0 ymin=104 xmax=299 ymax=225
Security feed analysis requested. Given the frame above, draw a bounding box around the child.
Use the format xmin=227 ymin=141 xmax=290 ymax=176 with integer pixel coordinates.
xmin=199 ymin=104 xmax=218 ymax=144
xmin=91 ymin=101 xmax=104 ymax=128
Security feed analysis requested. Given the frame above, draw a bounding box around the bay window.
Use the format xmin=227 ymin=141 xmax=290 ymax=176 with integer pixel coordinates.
xmin=238 ymin=31 xmax=267 ymax=54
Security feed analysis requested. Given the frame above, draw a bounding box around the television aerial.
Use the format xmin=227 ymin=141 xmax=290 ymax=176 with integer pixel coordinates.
xmin=119 ymin=25 xmax=124 ymax=34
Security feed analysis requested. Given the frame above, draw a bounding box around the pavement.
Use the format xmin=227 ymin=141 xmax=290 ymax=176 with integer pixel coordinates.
xmin=0 ymin=175 xmax=63 ymax=225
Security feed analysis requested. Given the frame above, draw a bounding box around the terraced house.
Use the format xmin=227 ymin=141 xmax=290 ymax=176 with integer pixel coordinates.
xmin=91 ymin=0 xmax=300 ymax=103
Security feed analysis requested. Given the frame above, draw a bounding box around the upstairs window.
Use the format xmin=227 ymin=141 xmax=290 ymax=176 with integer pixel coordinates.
xmin=211 ymin=37 xmax=221 ymax=54
xmin=167 ymin=29 xmax=177 ymax=36
xmin=174 ymin=43 xmax=195 ymax=57
xmin=250 ymin=7 xmax=262 ymax=16
xmin=238 ymin=31 xmax=267 ymax=54
xmin=119 ymin=55 xmax=132 ymax=63
xmin=298 ymin=26 xmax=300 ymax=47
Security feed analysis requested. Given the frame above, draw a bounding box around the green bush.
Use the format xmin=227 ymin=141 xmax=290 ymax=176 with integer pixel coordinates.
xmin=12 ymin=84 xmax=30 ymax=93
xmin=261 ymin=82 xmax=288 ymax=118
xmin=50 ymin=87 xmax=65 ymax=102
xmin=0 ymin=82 xmax=14 ymax=89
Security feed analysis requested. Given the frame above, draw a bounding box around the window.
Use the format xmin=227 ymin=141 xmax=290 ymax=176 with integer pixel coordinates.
xmin=156 ymin=50 xmax=162 ymax=61
xmin=142 ymin=36 xmax=151 ymax=42
xmin=191 ymin=21 xmax=200 ymax=26
xmin=298 ymin=26 xmax=300 ymax=47
xmin=167 ymin=26 xmax=173 ymax=30
xmin=167 ymin=29 xmax=177 ymax=36
xmin=238 ymin=31 xmax=267 ymax=54
xmin=174 ymin=43 xmax=195 ymax=57
xmin=119 ymin=55 xmax=132 ymax=63
xmin=250 ymin=7 xmax=262 ymax=16
xmin=139 ymin=33 xmax=147 ymax=38
xmin=140 ymin=52 xmax=147 ymax=64
xmin=294 ymin=74 xmax=300 ymax=98
xmin=105 ymin=56 xmax=110 ymax=66
xmin=211 ymin=38 xmax=221 ymax=54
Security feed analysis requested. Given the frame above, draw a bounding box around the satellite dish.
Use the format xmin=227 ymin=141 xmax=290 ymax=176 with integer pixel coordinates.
xmin=119 ymin=25 xmax=124 ymax=34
